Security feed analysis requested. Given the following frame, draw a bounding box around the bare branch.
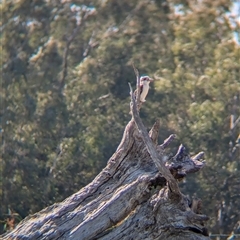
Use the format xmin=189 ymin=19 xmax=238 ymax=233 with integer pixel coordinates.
xmin=149 ymin=120 xmax=160 ymax=145
xmin=173 ymin=144 xmax=187 ymax=162
xmin=129 ymin=81 xmax=182 ymax=199
xmin=192 ymin=151 xmax=205 ymax=161
xmin=160 ymin=134 xmax=177 ymax=149
xmin=167 ymin=146 xmax=206 ymax=179
xmin=131 ymin=61 xmax=141 ymax=108
xmin=60 ymin=9 xmax=91 ymax=88
xmin=83 ymin=31 xmax=98 ymax=57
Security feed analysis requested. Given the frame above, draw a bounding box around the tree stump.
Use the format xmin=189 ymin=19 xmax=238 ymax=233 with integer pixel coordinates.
xmin=2 ymin=74 xmax=210 ymax=240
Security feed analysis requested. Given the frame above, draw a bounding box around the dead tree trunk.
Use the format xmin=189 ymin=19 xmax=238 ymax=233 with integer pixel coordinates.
xmin=3 ymin=73 xmax=210 ymax=240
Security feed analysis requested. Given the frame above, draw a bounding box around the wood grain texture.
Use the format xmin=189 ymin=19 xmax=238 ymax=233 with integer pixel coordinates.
xmin=2 ymin=117 xmax=209 ymax=239
xmin=3 ymin=69 xmax=209 ymax=240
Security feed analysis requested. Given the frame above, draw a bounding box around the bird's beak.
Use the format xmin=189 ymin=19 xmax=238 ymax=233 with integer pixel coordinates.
xmin=148 ymin=78 xmax=154 ymax=82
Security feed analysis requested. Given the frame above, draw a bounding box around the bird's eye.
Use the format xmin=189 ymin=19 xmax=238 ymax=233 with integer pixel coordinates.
xmin=143 ymin=78 xmax=147 ymax=80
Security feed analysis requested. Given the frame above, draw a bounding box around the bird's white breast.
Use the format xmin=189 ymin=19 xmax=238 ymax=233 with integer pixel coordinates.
xmin=140 ymin=82 xmax=150 ymax=102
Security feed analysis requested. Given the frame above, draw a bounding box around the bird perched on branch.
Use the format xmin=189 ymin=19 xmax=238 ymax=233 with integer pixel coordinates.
xmin=136 ymin=75 xmax=154 ymax=103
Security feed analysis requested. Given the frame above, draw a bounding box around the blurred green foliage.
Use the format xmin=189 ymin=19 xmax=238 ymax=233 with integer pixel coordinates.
xmin=1 ymin=0 xmax=239 ymax=235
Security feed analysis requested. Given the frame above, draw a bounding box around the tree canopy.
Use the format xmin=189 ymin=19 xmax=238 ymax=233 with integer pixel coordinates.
xmin=1 ymin=0 xmax=239 ymax=236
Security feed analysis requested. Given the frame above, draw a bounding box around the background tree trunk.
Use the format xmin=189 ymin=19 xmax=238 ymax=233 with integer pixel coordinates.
xmin=3 ymin=92 xmax=210 ymax=239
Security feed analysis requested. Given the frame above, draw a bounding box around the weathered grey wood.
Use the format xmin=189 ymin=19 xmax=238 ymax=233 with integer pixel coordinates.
xmin=2 ymin=117 xmax=209 ymax=240
xmin=2 ymin=68 xmax=209 ymax=239
xmin=129 ymin=82 xmax=181 ymax=199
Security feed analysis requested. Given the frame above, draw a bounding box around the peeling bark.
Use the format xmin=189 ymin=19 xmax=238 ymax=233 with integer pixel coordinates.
xmin=2 ymin=70 xmax=210 ymax=240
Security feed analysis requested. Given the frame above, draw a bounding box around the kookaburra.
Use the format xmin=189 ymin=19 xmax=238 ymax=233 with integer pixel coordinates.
xmin=136 ymin=76 xmax=154 ymax=102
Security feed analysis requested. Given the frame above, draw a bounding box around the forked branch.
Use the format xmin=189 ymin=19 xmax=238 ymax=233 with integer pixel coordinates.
xmin=128 ymin=78 xmax=181 ymax=200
